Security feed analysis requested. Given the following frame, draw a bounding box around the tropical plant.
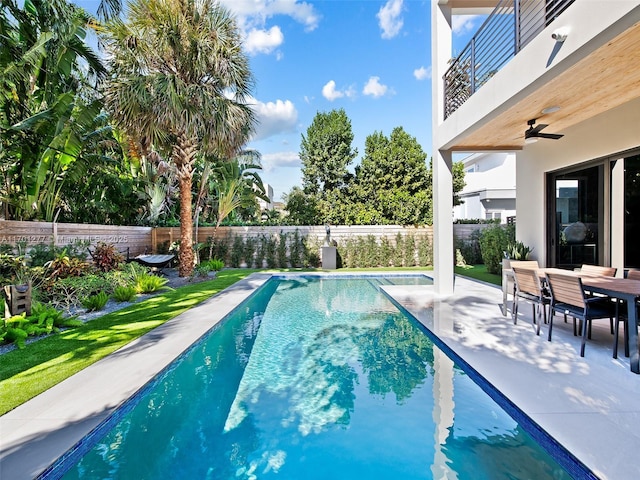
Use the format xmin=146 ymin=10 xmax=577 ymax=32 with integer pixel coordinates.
xmin=0 ymin=0 xmax=108 ymax=221
xmin=44 ymin=251 xmax=92 ymax=279
xmin=104 ymin=0 xmax=256 ymax=276
xmin=82 ymin=292 xmax=109 ymax=312
xmin=112 ymin=285 xmax=137 ymax=302
xmin=506 ymin=240 xmax=533 ymax=260
xmin=90 ymin=242 xmax=125 ymax=272
xmin=135 ymin=274 xmax=170 ymax=294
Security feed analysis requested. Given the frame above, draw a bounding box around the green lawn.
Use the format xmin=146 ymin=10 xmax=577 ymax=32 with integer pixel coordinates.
xmin=0 ymin=269 xmax=257 ymax=416
xmin=455 ymin=264 xmax=501 ymax=286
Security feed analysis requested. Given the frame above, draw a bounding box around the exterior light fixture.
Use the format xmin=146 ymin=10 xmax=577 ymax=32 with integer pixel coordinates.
xmin=551 ymin=27 xmax=570 ymax=42
xmin=541 ymin=106 xmax=561 ymax=114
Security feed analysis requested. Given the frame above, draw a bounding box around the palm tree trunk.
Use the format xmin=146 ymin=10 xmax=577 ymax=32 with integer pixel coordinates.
xmin=173 ymin=133 xmax=197 ymax=277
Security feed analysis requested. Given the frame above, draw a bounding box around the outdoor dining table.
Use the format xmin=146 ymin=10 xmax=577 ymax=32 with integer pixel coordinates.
xmin=539 ymin=268 xmax=640 ymax=374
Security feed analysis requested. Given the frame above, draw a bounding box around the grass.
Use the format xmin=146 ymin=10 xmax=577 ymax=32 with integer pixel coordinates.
xmin=455 ymin=264 xmax=501 ymax=286
xmin=0 ymin=269 xmax=257 ymax=416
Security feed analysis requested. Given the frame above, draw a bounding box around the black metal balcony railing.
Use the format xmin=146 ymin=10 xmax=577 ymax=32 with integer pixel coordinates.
xmin=443 ymin=0 xmax=575 ymax=118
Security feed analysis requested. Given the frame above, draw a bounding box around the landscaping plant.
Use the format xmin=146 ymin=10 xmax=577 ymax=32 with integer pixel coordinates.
xmin=91 ymin=242 xmax=125 ymax=272
xmin=135 ymin=274 xmax=170 ymax=294
xmin=112 ymin=285 xmax=138 ymax=302
xmin=82 ymin=292 xmax=109 ymax=312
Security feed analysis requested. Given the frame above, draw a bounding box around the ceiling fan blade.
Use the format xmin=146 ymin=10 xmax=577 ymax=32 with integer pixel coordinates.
xmin=537 ymin=133 xmax=564 ymax=140
xmin=530 ymin=123 xmax=548 ymax=134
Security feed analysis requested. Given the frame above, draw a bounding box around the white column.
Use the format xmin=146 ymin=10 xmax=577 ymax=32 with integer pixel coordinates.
xmin=611 ymin=158 xmax=624 ymax=275
xmin=431 ymin=1 xmax=454 ymax=295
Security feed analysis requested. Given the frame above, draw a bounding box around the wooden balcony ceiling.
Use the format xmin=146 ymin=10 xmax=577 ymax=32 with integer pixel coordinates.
xmin=449 ymin=20 xmax=640 ymax=151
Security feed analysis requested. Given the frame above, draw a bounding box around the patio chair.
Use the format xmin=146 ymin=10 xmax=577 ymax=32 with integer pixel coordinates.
xmin=580 ymin=264 xmax=617 ymax=277
xmin=512 ymin=266 xmax=550 ymax=335
xmin=613 ymin=269 xmax=640 ymax=358
xmin=506 ymin=260 xmax=539 ymax=315
xmin=546 ymin=272 xmax=618 ymax=357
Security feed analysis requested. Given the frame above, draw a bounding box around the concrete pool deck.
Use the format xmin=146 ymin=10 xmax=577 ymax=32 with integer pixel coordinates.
xmin=1 ymin=272 xmax=639 ymax=479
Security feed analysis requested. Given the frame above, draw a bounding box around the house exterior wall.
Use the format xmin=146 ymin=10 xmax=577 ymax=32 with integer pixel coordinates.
xmin=454 ymin=152 xmax=516 ymax=222
xmin=516 ymin=97 xmax=640 ymax=271
xmin=432 ymin=0 xmax=640 ymax=291
xmin=436 ymin=1 xmax=639 ymax=149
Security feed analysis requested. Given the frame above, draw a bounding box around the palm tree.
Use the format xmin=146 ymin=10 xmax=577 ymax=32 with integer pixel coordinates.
xmin=104 ymin=0 xmax=256 ymax=276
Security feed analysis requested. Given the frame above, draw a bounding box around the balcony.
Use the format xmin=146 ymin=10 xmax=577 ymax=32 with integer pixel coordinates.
xmin=444 ymin=0 xmax=575 ymax=119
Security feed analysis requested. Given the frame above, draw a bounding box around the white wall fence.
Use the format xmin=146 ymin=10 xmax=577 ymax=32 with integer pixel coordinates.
xmin=0 ymin=220 xmax=492 ymax=257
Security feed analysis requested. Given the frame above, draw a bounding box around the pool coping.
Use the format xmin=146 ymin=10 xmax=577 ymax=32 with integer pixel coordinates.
xmin=2 ymin=271 xmax=640 ymax=479
xmin=0 ymin=273 xmax=272 ymax=480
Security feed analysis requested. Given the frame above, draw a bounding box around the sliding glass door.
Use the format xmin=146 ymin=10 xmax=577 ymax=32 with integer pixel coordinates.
xmin=547 ymin=165 xmax=603 ymax=269
xmin=625 ymin=154 xmax=640 ymax=268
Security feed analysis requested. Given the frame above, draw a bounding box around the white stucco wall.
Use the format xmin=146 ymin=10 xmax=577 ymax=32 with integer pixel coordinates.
xmin=516 ymin=97 xmax=640 ymax=269
xmin=436 ymin=1 xmax=640 ymax=148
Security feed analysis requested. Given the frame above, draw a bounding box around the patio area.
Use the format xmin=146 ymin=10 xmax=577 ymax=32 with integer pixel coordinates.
xmin=1 ymin=272 xmax=639 ymax=479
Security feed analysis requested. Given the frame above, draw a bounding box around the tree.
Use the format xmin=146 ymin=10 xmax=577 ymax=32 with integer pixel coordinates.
xmin=353 ymin=127 xmax=432 ymax=225
xmin=283 ymin=186 xmax=320 ymax=226
xmin=300 ymin=109 xmax=357 ymax=197
xmin=0 ymin=0 xmax=108 ymax=220
xmin=104 ymin=0 xmax=256 ymax=276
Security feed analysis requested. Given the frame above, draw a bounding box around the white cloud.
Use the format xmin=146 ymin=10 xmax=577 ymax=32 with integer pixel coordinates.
xmin=363 ymin=76 xmax=389 ymax=98
xmin=261 ymin=151 xmax=301 ymax=171
xmin=413 ymin=66 xmax=431 ymax=81
xmin=377 ymin=0 xmax=404 ymax=39
xmin=220 ymin=0 xmax=321 ymax=32
xmin=250 ymin=98 xmax=298 ymax=141
xmin=245 ymin=26 xmax=284 ymax=55
xmin=452 ymin=15 xmax=480 ymax=35
xmin=322 ymin=80 xmax=355 ymax=101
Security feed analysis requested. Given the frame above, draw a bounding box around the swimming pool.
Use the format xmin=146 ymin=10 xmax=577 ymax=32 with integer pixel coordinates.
xmin=51 ymin=276 xmax=578 ymax=479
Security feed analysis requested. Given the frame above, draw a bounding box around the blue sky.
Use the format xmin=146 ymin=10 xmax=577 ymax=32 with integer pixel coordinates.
xmin=74 ymin=0 xmax=482 ymax=201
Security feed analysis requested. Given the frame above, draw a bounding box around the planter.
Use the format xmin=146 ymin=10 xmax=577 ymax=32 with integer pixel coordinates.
xmin=3 ymin=283 xmax=32 ymax=318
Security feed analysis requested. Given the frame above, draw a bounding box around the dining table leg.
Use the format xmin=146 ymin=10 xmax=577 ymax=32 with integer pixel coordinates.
xmin=625 ymin=293 xmax=640 ymax=374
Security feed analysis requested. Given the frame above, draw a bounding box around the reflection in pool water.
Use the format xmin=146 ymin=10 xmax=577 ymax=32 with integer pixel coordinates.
xmin=61 ymin=276 xmax=572 ymax=480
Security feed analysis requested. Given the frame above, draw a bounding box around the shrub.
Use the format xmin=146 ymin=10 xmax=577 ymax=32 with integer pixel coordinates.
xmin=392 ymin=234 xmax=405 ymax=267
xmin=43 ymin=274 xmax=114 ymax=311
xmin=0 ymin=303 xmax=74 ymax=349
xmin=229 ymin=235 xmax=244 ymax=268
xmin=45 ymin=251 xmax=93 ymax=279
xmin=478 ymin=225 xmax=510 ymax=274
xmin=135 ymin=274 xmax=170 ymax=294
xmin=264 ymin=235 xmax=277 ymax=268
xmin=30 ymin=302 xmax=67 ymax=328
xmin=243 ymin=236 xmax=256 ymax=268
xmin=404 ymin=234 xmax=417 ymax=267
xmin=113 ymin=285 xmax=138 ymax=302
xmin=289 ymin=230 xmax=304 ymax=268
xmin=277 ymin=232 xmax=288 ymax=268
xmin=379 ymin=236 xmax=393 ymax=267
xmin=28 ymin=243 xmax=56 ymax=267
xmin=456 ymin=229 xmax=483 ymax=265
xmin=417 ymin=234 xmax=433 ymax=266
xmin=202 ymin=258 xmax=224 ymax=271
xmin=82 ymin=292 xmax=109 ymax=312
xmin=254 ymin=236 xmax=266 ymax=268
xmin=90 ymin=242 xmax=124 ymax=272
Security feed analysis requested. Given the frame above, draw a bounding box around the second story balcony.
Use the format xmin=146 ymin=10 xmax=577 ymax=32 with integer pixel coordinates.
xmin=444 ymin=0 xmax=575 ymax=118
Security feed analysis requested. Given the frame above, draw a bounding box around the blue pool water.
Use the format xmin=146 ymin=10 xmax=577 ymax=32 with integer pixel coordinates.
xmin=57 ymin=276 xmax=575 ymax=479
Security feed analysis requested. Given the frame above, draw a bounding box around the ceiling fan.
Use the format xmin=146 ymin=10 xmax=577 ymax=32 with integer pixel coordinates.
xmin=524 ymin=119 xmax=564 ymax=141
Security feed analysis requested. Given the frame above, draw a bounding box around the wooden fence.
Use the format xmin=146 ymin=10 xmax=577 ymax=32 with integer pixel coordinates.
xmin=0 ymin=220 xmax=490 ymax=257
xmin=0 ymin=220 xmax=152 ymax=257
